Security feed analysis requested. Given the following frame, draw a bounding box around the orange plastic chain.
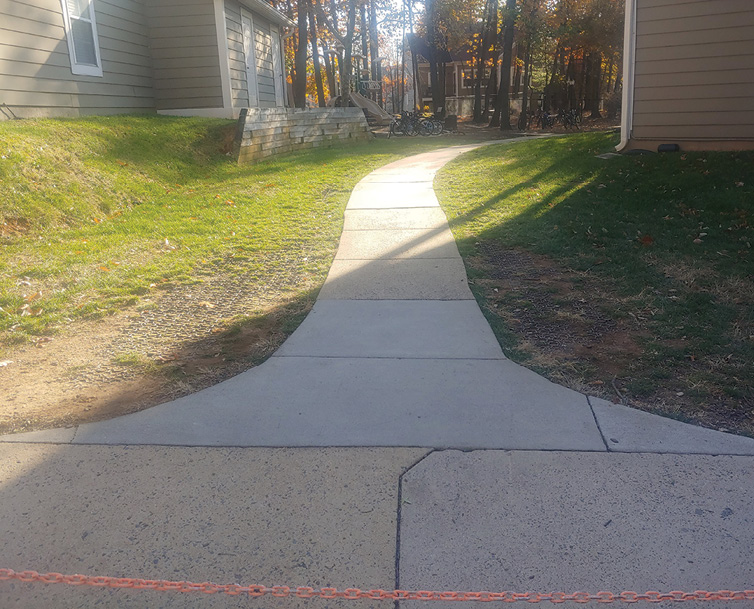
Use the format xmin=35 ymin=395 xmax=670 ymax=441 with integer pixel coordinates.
xmin=2 ymin=569 xmax=753 ymax=603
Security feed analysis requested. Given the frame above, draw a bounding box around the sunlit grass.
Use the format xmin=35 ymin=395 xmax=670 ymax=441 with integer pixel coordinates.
xmin=0 ymin=115 xmax=451 ymax=344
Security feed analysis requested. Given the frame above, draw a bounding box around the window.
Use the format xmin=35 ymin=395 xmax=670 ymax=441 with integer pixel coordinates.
xmin=462 ymin=68 xmax=491 ymax=88
xmin=60 ymin=0 xmax=103 ymax=77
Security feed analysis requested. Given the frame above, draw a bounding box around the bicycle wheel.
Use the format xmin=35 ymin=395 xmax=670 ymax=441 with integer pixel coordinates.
xmin=406 ymin=119 xmax=420 ymax=136
xmin=432 ymin=119 xmax=443 ymax=135
xmin=418 ymin=119 xmax=433 ymax=136
xmin=572 ymin=111 xmax=582 ymax=130
xmin=389 ymin=120 xmax=405 ymax=137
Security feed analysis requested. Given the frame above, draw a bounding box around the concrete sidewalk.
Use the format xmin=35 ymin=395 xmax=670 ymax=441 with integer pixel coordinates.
xmin=5 ymin=141 xmax=753 ymax=454
xmin=1 ymin=142 xmax=753 ymax=608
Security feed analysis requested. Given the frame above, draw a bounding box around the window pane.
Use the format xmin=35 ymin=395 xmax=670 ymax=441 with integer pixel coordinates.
xmin=71 ymin=18 xmax=97 ymax=66
xmin=67 ymin=0 xmax=91 ymax=19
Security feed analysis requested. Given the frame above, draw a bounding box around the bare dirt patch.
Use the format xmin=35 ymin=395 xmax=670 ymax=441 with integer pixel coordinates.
xmin=0 ymin=263 xmax=318 ymax=435
xmin=467 ymin=243 xmax=754 ymax=437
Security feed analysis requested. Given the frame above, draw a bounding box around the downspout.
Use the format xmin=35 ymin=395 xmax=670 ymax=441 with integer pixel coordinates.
xmin=617 ymin=0 xmax=637 ymax=152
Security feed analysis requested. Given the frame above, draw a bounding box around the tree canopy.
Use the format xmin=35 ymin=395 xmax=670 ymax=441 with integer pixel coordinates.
xmin=272 ymin=0 xmax=625 ymax=124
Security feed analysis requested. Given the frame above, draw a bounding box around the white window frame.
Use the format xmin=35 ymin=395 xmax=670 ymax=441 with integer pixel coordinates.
xmin=60 ymin=0 xmax=103 ymax=77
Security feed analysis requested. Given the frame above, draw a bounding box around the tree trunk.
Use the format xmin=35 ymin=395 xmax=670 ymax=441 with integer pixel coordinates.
xmin=368 ymin=0 xmax=382 ymax=107
xmin=323 ymin=50 xmax=337 ymax=99
xmin=338 ymin=0 xmax=357 ymax=106
xmin=472 ymin=0 xmax=494 ymax=123
xmin=590 ymin=52 xmax=602 ymax=118
xmin=427 ymin=56 xmax=438 ymax=112
xmin=436 ymin=61 xmax=446 ymax=116
xmin=484 ymin=66 xmax=496 ymax=117
xmin=484 ymin=0 xmax=498 ymax=117
xmin=584 ymin=52 xmax=602 ymax=118
xmin=472 ymin=55 xmax=484 ymax=122
xmin=360 ymin=1 xmax=369 ymax=82
xmin=566 ymin=53 xmax=577 ymax=110
xmin=293 ymin=0 xmax=309 ymax=108
xmin=517 ymin=37 xmax=531 ymax=130
xmin=489 ymin=0 xmax=516 ymax=129
xmin=309 ymin=3 xmax=325 ymax=107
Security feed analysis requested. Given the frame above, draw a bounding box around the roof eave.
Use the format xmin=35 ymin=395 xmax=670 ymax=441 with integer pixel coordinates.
xmin=239 ymin=0 xmax=296 ymax=28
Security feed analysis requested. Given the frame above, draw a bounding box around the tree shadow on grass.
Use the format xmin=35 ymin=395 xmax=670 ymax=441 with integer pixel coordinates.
xmin=436 ymin=135 xmax=754 ymax=436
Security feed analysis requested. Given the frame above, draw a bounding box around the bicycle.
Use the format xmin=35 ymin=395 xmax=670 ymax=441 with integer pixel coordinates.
xmin=389 ymin=111 xmax=442 ymax=137
xmin=558 ymin=109 xmax=581 ymax=130
xmin=536 ymin=110 xmax=555 ymax=129
xmin=419 ymin=112 xmax=444 ymax=135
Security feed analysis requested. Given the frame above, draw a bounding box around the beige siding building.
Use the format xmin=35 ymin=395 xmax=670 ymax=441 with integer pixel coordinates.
xmin=620 ymin=0 xmax=754 ymax=151
xmin=0 ymin=0 xmax=294 ymax=120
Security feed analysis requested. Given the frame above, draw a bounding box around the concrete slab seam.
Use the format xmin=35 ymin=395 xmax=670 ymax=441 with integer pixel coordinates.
xmin=395 ymin=449 xmax=436 ymax=592
xmin=586 ymin=395 xmax=610 ymax=451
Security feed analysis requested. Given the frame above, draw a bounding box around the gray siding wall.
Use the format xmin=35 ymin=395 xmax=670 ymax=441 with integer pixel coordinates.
xmin=225 ymin=0 xmax=280 ymax=110
xmin=0 ymin=0 xmax=155 ymax=119
xmin=225 ymin=0 xmax=250 ymax=108
xmin=146 ymin=0 xmax=224 ymax=110
xmin=632 ymin=0 xmax=754 ymax=143
xmin=252 ymin=16 xmax=277 ymax=108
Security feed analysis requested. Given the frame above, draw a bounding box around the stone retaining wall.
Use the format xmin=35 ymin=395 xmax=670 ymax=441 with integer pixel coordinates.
xmin=236 ymin=107 xmax=371 ymax=163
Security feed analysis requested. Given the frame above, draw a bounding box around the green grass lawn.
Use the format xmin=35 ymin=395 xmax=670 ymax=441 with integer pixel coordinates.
xmin=0 ymin=115 xmax=452 ymax=346
xmin=436 ymin=132 xmax=754 ymax=434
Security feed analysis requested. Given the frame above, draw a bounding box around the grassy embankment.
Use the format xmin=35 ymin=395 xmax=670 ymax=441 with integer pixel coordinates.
xmin=0 ymin=115 xmax=450 ymax=348
xmin=436 ymin=132 xmax=753 ymax=435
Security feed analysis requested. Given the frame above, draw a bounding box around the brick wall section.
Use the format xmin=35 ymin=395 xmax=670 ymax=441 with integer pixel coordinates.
xmin=236 ymin=107 xmax=371 ymax=163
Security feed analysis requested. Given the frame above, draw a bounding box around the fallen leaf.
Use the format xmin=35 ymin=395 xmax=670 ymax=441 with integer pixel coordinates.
xmin=639 ymin=234 xmax=654 ymax=246
xmin=693 ymin=238 xmax=703 ymax=244
xmin=735 ymin=182 xmax=744 ymax=187
xmin=99 ymin=266 xmax=110 ymax=272
xmin=24 ymin=291 xmax=42 ymax=302
xmin=197 ymin=301 xmax=215 ymax=309
xmin=0 ymin=360 xmax=13 ymax=367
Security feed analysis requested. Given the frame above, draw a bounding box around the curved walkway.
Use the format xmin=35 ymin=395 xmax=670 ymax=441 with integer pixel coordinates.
xmin=4 ymin=143 xmax=754 ymax=454
xmin=2 ymin=144 xmax=754 ymax=609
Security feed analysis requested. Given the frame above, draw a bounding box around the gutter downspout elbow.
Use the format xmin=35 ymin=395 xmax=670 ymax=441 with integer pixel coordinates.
xmin=617 ymin=0 xmax=637 ymax=152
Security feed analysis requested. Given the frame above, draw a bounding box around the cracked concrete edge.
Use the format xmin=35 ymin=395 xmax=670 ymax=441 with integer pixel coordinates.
xmin=0 ymin=427 xmax=77 ymax=444
xmin=395 ymin=449 xmax=437 ymax=591
xmin=587 ymin=395 xmax=754 ymax=455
